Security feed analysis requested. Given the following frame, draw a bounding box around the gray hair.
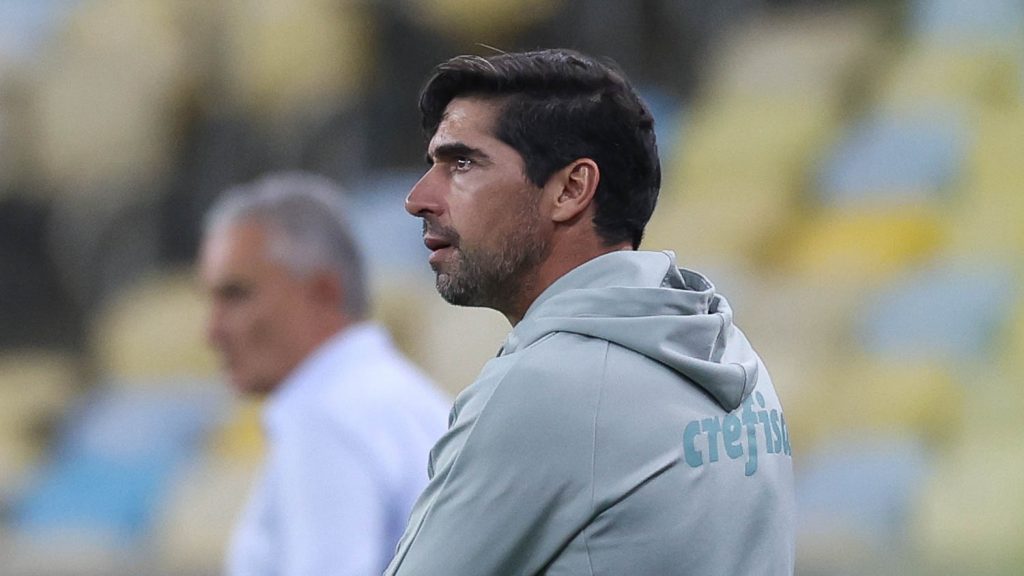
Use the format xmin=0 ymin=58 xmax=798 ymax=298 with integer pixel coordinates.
xmin=204 ymin=171 xmax=370 ymax=319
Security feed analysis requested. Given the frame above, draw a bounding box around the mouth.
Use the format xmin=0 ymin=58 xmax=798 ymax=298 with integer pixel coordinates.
xmin=423 ymin=235 xmax=455 ymax=265
xmin=423 ymin=235 xmax=452 ymax=252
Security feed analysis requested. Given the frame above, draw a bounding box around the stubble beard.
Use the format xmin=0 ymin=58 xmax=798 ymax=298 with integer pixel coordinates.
xmin=430 ymin=205 xmax=548 ymax=313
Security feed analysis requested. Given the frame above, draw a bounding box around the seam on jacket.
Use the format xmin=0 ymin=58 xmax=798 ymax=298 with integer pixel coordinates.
xmin=712 ymin=312 xmax=740 ymax=407
xmin=712 ymin=308 xmax=727 ymax=362
xmin=583 ymin=340 xmax=608 ymax=576
xmin=733 ymin=358 xmax=752 ymax=408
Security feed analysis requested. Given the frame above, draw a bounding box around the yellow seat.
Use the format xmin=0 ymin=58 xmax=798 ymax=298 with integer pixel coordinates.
xmin=33 ymin=0 xmax=194 ymax=314
xmin=650 ymin=95 xmax=841 ymax=266
xmin=369 ymin=272 xmax=442 ymax=376
xmin=713 ymin=271 xmax=866 ymax=455
xmin=838 ymin=357 xmax=961 ymax=443
xmin=412 ymin=296 xmax=508 ymax=398
xmin=150 ymin=452 xmax=260 ymax=575
xmin=30 ymin=0 xmax=189 ymax=195
xmin=875 ymin=43 xmax=1023 ymax=111
xmin=0 ymin=350 xmax=79 ymax=499
xmin=644 ymin=179 xmax=800 ymax=269
xmin=217 ymin=0 xmax=373 ymax=128
xmin=946 ymin=106 xmax=1024 ymax=261
xmin=911 ymin=365 xmax=1024 ymax=574
xmin=150 ymin=396 xmax=266 ymax=572
xmin=0 ymin=350 xmax=78 ymax=436
xmin=783 ymin=353 xmax=963 ymax=455
xmin=89 ymin=268 xmax=219 ymax=382
xmin=769 ymin=205 xmax=949 ymax=282
xmin=408 ymin=0 xmax=564 ymax=45
xmin=667 ymin=97 xmax=838 ymax=193
xmin=372 ymin=270 xmax=505 ymax=398
xmin=703 ymin=5 xmax=881 ymax=103
xmin=1003 ymin=292 xmax=1024 ymax=375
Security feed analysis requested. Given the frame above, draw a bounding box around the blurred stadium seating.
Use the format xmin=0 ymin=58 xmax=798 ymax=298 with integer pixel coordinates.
xmin=0 ymin=0 xmax=1021 ymax=574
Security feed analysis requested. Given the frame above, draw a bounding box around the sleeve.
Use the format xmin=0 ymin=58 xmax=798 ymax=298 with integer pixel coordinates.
xmin=271 ymin=410 xmax=389 ymax=576
xmin=385 ymin=350 xmax=602 ymax=575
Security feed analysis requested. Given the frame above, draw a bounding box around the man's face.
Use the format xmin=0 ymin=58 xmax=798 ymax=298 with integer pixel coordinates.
xmin=199 ymin=220 xmax=314 ymax=396
xmin=405 ymin=97 xmax=550 ymax=310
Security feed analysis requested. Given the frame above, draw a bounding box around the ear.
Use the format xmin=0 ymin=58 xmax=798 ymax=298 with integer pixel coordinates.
xmin=547 ymin=158 xmax=600 ymax=223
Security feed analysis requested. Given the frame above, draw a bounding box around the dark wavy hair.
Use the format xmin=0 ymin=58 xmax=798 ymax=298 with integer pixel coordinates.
xmin=419 ymin=48 xmax=661 ymax=249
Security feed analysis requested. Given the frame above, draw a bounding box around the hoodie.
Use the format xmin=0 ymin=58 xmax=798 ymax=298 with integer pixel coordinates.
xmin=386 ymin=251 xmax=795 ymax=576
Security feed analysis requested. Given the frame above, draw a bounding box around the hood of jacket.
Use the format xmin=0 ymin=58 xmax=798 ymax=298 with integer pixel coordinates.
xmin=501 ymin=251 xmax=759 ymax=411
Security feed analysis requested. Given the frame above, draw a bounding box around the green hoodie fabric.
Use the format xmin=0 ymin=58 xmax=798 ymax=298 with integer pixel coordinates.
xmin=386 ymin=250 xmax=795 ymax=575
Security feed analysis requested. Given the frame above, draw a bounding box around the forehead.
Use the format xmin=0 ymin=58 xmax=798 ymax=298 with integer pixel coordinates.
xmin=200 ymin=220 xmax=274 ymax=276
xmin=430 ymin=97 xmax=504 ymax=146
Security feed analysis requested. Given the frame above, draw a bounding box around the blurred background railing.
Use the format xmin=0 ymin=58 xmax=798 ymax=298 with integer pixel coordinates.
xmin=0 ymin=1 xmax=1021 ymax=574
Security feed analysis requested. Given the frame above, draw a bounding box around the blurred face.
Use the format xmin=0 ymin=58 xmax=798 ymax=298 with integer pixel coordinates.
xmin=405 ymin=97 xmax=550 ymax=311
xmin=199 ymin=220 xmax=317 ymax=396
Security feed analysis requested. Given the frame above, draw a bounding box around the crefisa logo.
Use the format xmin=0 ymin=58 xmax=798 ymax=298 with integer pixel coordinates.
xmin=682 ymin=391 xmax=791 ymax=477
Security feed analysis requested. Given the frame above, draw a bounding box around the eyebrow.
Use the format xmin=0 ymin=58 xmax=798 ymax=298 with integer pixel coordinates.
xmin=425 ymin=142 xmax=489 ymax=165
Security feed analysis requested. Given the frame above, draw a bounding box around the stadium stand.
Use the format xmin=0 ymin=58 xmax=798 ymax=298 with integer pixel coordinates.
xmin=0 ymin=0 xmax=1021 ymax=574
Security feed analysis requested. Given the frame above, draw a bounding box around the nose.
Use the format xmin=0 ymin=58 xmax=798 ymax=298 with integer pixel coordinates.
xmin=405 ymin=168 xmax=443 ymax=218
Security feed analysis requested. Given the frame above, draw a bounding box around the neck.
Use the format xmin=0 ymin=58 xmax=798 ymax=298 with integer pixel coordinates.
xmin=299 ymin=311 xmax=358 ymax=358
xmin=502 ymin=239 xmax=632 ymax=326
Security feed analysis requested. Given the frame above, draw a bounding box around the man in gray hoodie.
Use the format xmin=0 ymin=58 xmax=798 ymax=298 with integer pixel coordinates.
xmin=387 ymin=48 xmax=795 ymax=575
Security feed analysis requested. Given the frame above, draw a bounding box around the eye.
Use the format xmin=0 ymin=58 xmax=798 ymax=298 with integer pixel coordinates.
xmin=453 ymin=157 xmax=473 ymax=172
xmin=216 ymin=282 xmax=252 ymax=303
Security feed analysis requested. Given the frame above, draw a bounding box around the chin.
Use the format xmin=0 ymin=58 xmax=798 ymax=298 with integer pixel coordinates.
xmin=230 ymin=375 xmax=274 ymax=397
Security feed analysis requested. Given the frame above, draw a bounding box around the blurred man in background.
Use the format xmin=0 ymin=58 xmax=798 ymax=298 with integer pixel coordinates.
xmin=386 ymin=49 xmax=794 ymax=575
xmin=198 ymin=172 xmax=450 ymax=576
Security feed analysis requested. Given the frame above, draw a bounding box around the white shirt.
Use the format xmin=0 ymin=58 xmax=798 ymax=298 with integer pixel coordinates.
xmin=226 ymin=323 xmax=450 ymax=576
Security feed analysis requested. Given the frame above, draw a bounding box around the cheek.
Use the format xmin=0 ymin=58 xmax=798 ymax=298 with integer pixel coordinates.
xmin=449 ymin=187 xmax=516 ymax=242
xmin=231 ymin=309 xmax=295 ymax=384
xmin=222 ymin=302 xmax=277 ymax=352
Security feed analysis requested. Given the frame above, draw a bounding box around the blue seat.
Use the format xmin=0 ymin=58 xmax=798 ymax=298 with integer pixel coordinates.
xmin=910 ymin=0 xmax=1024 ymax=46
xmin=10 ymin=382 xmax=228 ymax=544
xmin=855 ymin=262 xmax=1017 ymax=362
xmin=0 ymin=0 xmax=78 ymax=63
xmin=12 ymin=454 xmax=168 ymax=541
xmin=815 ymin=107 xmax=969 ymax=207
xmin=796 ymin=435 xmax=930 ymax=556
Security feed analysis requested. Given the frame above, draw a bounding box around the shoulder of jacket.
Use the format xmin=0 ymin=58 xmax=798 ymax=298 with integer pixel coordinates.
xmin=472 ymin=334 xmax=609 ymax=428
